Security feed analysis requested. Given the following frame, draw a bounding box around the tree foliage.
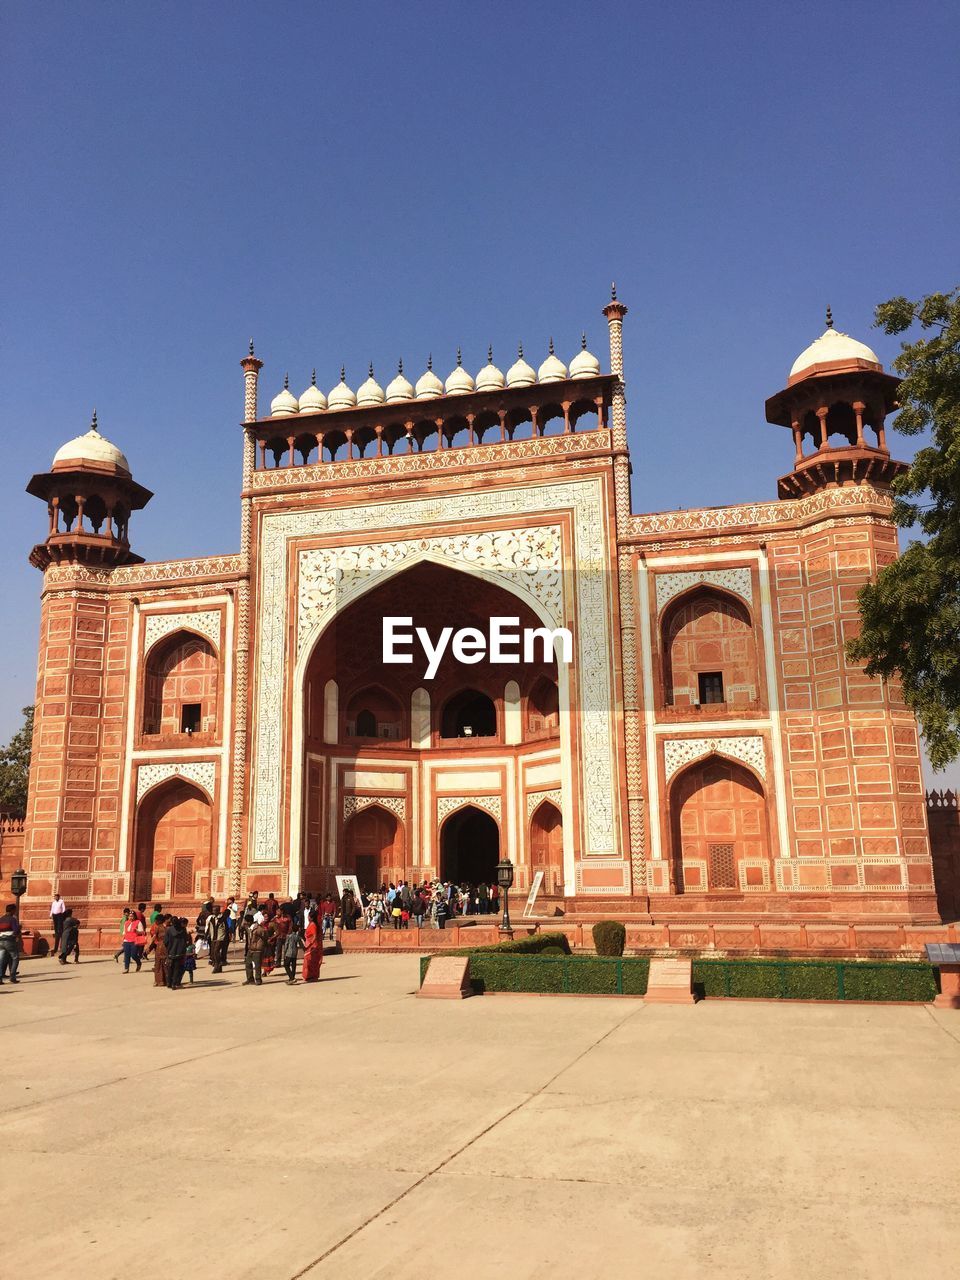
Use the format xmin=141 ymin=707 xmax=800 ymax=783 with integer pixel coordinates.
xmin=846 ymin=288 xmax=960 ymax=767
xmin=0 ymin=706 xmax=34 ymax=813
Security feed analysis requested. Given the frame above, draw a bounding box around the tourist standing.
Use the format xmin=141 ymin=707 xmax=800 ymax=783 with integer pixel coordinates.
xmin=302 ymin=908 xmax=322 ymax=982
xmin=320 ymin=894 xmax=336 ymax=940
xmin=49 ymin=894 xmax=66 ymax=949
xmin=113 ymin=908 xmax=131 ymax=963
xmin=241 ymin=914 xmax=266 ymax=985
xmin=0 ymin=903 xmax=21 ymax=983
xmin=59 ymin=909 xmax=80 ymax=964
xmin=165 ymin=917 xmax=188 ymax=989
xmin=206 ymin=906 xmax=229 ymax=973
xmin=282 ymin=924 xmax=302 ymax=983
xmin=153 ymin=915 xmax=169 ymax=986
xmin=121 ymin=911 xmax=145 ymax=972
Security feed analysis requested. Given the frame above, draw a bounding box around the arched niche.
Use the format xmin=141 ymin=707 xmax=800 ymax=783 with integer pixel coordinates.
xmin=440 ymin=805 xmax=500 ymax=884
xmin=133 ymin=778 xmax=213 ymax=902
xmin=529 ymin=800 xmax=563 ymax=893
xmin=440 ymin=688 xmax=498 ymax=740
xmin=661 ymin=588 xmax=759 ymax=710
xmin=669 ymin=756 xmax=769 ymax=894
xmin=527 ymin=675 xmax=560 ymax=736
xmin=343 ymin=804 xmax=403 ymax=891
xmin=142 ymin=631 xmax=219 ymax=738
xmin=344 ymin=685 xmax=405 ymax=743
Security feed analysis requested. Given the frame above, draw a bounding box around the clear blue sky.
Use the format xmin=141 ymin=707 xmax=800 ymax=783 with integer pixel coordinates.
xmin=2 ymin=0 xmax=958 ymax=783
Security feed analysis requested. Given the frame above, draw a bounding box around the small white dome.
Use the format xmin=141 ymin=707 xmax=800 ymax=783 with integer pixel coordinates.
xmin=357 ymin=364 xmax=385 ymax=407
xmin=506 ymin=344 xmax=537 ymax=388
xmin=789 ymin=315 xmax=882 ymax=380
xmin=476 ymin=346 xmax=505 ymax=392
xmin=415 ymin=356 xmax=444 ymax=400
xmin=52 ymin=412 xmax=130 ymax=473
xmin=385 ymin=360 xmax=415 ymax=403
xmin=270 ymin=374 xmax=299 ymax=417
xmin=569 ymin=333 xmax=601 ymax=379
xmin=537 ymin=338 xmax=568 ymax=383
xmin=298 ymin=370 xmax=328 ymax=414
xmin=445 ymin=348 xmax=475 ymax=395
xmin=328 ymin=367 xmax=357 ymax=411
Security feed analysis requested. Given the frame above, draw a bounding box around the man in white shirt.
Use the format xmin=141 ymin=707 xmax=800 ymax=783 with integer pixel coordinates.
xmin=50 ymin=894 xmax=66 ymax=949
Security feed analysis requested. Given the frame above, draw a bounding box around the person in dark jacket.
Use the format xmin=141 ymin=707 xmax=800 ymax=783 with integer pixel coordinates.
xmin=0 ymin=904 xmax=21 ymax=982
xmin=59 ymin=909 xmax=80 ymax=964
xmin=164 ymin=917 xmax=188 ymax=989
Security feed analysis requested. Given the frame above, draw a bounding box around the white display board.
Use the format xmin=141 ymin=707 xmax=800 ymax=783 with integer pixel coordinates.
xmin=522 ymin=870 xmax=545 ymax=918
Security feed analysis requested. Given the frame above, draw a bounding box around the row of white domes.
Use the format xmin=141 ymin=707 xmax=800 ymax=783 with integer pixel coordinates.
xmin=269 ymin=338 xmax=602 ymax=416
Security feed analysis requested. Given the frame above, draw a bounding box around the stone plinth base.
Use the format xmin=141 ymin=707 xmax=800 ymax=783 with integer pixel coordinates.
xmin=933 ymin=965 xmax=960 ymax=1010
xmin=417 ymin=955 xmax=473 ymax=1000
xmin=644 ymin=956 xmax=695 ymax=1004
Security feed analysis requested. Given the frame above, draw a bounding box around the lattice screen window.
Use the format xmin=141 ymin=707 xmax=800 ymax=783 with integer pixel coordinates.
xmin=173 ymin=856 xmax=194 ymax=897
xmin=709 ymin=843 xmax=736 ymax=889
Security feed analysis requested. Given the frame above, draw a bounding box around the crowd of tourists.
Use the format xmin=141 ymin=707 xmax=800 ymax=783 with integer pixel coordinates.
xmin=353 ymin=880 xmax=501 ymax=930
xmin=112 ymin=892 xmax=326 ymax=988
xmin=0 ymin=879 xmax=503 ymax=989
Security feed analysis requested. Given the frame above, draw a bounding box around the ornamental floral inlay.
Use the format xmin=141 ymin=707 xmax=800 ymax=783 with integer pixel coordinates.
xmin=251 ymin=477 xmax=618 ymax=863
xmin=136 ymin=761 xmax=216 ymax=803
xmin=143 ymin=609 xmax=222 ymax=653
xmin=663 ymin=736 xmax=766 ymax=782
xmin=436 ymin=795 xmax=502 ymax=824
xmin=654 ymin=568 xmax=753 ymax=613
xmin=297 ymin=526 xmax=563 ymax=655
xmin=526 ymin=788 xmax=562 ymax=819
xmin=342 ymin=794 xmax=406 ymax=821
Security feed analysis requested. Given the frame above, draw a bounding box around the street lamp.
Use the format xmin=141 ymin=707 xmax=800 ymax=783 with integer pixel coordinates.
xmin=496 ymin=856 xmax=514 ymax=938
xmin=10 ymin=867 xmax=27 ymax=919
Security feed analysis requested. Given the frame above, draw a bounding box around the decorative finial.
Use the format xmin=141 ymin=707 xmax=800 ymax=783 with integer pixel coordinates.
xmin=825 ymin=305 xmax=833 ymax=329
xmin=611 ymin=282 xmax=617 ymax=301
xmin=549 ymin=336 xmax=555 ymax=355
xmin=283 ymin=372 xmax=289 ymax=390
xmin=398 ymin=358 xmax=403 ymax=374
xmin=311 ymin=368 xmax=317 ymax=386
xmin=368 ymin=361 xmax=374 ymax=378
xmin=248 ymin=338 xmax=255 ymax=356
xmin=488 ymin=344 xmax=493 ymax=363
xmin=91 ymin=408 xmax=99 ymax=433
xmin=518 ymin=342 xmax=524 ymax=359
xmin=581 ymin=331 xmax=587 ymax=349
xmin=427 ymin=353 xmax=433 ymax=371
xmin=456 ymin=346 xmax=463 ymax=367
xmin=340 ymin=365 xmax=345 ymax=381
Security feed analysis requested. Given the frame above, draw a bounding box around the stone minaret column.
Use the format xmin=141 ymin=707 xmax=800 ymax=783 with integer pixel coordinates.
xmin=232 ymin=340 xmax=263 ymax=893
xmin=241 ymin=339 xmax=264 ymax=424
xmin=603 ymin=286 xmax=645 ymax=893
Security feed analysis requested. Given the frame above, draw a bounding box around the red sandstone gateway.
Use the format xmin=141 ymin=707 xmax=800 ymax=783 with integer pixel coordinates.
xmin=15 ymin=294 xmax=946 ymax=937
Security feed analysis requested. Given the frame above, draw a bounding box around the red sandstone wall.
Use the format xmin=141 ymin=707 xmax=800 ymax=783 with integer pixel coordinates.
xmin=770 ymin=518 xmax=933 ymax=905
xmin=23 ymin=586 xmax=132 ymax=917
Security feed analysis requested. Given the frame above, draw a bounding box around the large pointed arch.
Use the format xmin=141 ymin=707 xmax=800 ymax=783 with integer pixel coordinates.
xmin=133 ymin=776 xmax=213 ymax=902
xmin=288 ymin=556 xmax=576 ymax=891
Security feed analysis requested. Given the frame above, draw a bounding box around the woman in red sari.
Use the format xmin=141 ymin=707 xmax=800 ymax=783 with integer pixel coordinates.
xmin=302 ymin=907 xmax=323 ymax=982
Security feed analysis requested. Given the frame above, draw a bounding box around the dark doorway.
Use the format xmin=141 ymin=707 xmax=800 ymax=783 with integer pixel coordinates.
xmin=440 ymin=806 xmax=500 ymax=884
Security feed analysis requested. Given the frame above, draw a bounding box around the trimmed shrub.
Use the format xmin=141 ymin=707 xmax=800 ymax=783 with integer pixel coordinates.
xmin=467 ymin=931 xmax=572 ymax=956
xmin=692 ymin=958 xmax=936 ymax=1002
xmin=592 ymin=920 xmax=626 ymax=956
xmin=540 ymin=945 xmax=566 ymax=956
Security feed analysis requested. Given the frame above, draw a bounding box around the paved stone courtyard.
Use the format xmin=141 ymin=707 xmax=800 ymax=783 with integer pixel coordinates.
xmin=3 ymin=951 xmax=960 ymax=1279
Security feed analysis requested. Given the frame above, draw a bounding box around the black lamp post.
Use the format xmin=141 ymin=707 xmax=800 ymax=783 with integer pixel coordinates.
xmin=11 ymin=867 xmax=27 ymax=919
xmin=496 ymin=856 xmax=514 ymax=937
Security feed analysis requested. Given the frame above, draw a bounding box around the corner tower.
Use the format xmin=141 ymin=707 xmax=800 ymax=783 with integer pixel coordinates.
xmin=26 ymin=412 xmax=152 ymax=569
xmin=765 ymin=310 xmax=906 ymax=498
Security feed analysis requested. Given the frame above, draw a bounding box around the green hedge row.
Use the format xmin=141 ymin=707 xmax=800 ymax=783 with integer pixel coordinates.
xmin=420 ymin=953 xmax=650 ymax=995
xmin=692 ymin=959 xmax=937 ymax=1002
xmin=419 ymin=953 xmax=937 ymax=1002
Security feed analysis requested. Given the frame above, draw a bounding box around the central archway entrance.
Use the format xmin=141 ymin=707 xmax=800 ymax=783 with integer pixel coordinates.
xmin=440 ymin=806 xmax=499 ymax=884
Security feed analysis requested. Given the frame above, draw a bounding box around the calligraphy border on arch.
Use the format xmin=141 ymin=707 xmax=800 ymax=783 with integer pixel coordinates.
xmin=251 ymin=477 xmax=617 ymax=862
